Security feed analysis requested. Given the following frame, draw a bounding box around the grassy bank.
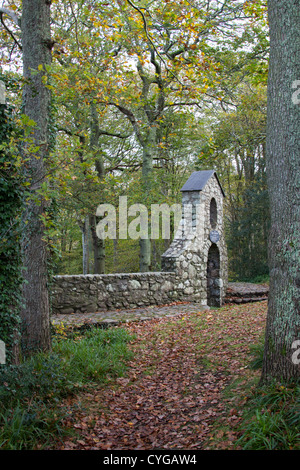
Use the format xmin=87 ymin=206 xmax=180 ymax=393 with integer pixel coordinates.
xmin=235 ymin=343 xmax=300 ymax=450
xmin=0 ymin=326 xmax=134 ymax=450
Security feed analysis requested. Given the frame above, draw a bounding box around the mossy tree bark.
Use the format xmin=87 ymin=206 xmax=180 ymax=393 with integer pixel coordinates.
xmin=20 ymin=0 xmax=52 ymax=355
xmin=261 ymin=0 xmax=300 ymax=382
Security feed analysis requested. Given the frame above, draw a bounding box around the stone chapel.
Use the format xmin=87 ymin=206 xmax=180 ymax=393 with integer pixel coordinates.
xmin=162 ymin=169 xmax=228 ymax=307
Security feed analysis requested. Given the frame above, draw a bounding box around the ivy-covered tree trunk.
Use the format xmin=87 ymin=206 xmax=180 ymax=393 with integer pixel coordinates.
xmin=20 ymin=0 xmax=52 ymax=355
xmin=0 ymin=80 xmax=22 ymax=365
xmin=261 ymin=0 xmax=300 ymax=382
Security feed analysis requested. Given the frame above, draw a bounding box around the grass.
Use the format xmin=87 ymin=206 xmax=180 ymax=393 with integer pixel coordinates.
xmin=53 ymin=326 xmax=134 ymax=383
xmin=236 ymin=381 xmax=300 ymax=450
xmin=228 ymin=274 xmax=270 ymax=284
xmin=234 ymin=340 xmax=300 ymax=450
xmin=0 ymin=325 xmax=134 ymax=450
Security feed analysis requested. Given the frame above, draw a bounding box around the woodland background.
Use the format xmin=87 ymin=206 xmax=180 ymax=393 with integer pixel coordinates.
xmin=1 ymin=0 xmax=299 ymax=450
xmin=0 ymin=0 xmax=270 ymax=282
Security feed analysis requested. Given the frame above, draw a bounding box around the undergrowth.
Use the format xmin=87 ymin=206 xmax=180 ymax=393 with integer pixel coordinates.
xmin=236 ymin=340 xmax=300 ymax=450
xmin=0 ymin=325 xmax=134 ymax=450
xmin=1 ymin=309 xmax=299 ymax=451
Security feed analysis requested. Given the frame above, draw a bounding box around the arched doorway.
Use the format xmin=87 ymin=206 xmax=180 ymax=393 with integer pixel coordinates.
xmin=207 ymin=243 xmax=221 ymax=307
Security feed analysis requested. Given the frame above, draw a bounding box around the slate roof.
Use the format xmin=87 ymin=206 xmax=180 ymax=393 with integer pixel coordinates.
xmin=180 ymin=170 xmax=225 ymax=197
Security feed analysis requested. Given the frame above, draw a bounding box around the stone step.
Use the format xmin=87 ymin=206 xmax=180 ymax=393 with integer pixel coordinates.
xmin=225 ymin=282 xmax=269 ymax=304
xmin=224 ymin=296 xmax=268 ymax=304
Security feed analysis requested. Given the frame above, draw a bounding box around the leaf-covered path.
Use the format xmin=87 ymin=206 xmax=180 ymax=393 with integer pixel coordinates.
xmin=55 ymin=302 xmax=267 ymax=450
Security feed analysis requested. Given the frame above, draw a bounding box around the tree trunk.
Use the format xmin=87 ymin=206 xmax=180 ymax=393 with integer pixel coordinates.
xmin=80 ymin=216 xmax=90 ymax=274
xmin=261 ymin=0 xmax=300 ymax=382
xmin=20 ymin=0 xmax=52 ymax=356
xmin=89 ymin=214 xmax=105 ymax=274
xmin=113 ymin=237 xmax=118 ymax=269
xmin=90 ymin=101 xmax=106 ymax=273
xmin=139 ymin=126 xmax=156 ymax=272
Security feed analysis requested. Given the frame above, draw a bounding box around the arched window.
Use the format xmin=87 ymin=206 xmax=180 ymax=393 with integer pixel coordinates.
xmin=210 ymin=198 xmax=217 ymax=229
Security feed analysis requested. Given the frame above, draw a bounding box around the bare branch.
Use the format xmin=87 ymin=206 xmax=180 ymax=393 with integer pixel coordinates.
xmin=125 ymin=0 xmax=185 ymax=88
xmin=166 ymin=101 xmax=202 ymax=110
xmin=0 ymin=7 xmax=21 ymax=27
xmin=105 ymin=101 xmax=145 ymax=146
xmin=0 ymin=7 xmax=22 ymax=50
xmin=58 ymin=126 xmax=132 ymax=140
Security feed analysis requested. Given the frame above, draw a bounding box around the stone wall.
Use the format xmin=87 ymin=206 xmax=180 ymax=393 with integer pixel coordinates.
xmin=51 ymin=170 xmax=228 ymax=315
xmin=51 ymin=272 xmax=186 ymax=314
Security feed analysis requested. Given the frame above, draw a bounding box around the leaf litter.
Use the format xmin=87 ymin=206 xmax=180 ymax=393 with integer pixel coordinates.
xmin=53 ymin=301 xmax=267 ymax=450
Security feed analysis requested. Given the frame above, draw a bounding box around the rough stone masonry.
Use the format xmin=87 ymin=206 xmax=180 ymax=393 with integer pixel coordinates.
xmin=51 ymin=170 xmax=228 ymax=314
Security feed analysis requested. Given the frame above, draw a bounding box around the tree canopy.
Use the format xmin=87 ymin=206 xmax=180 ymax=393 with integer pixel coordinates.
xmin=1 ymin=0 xmax=281 ymax=365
